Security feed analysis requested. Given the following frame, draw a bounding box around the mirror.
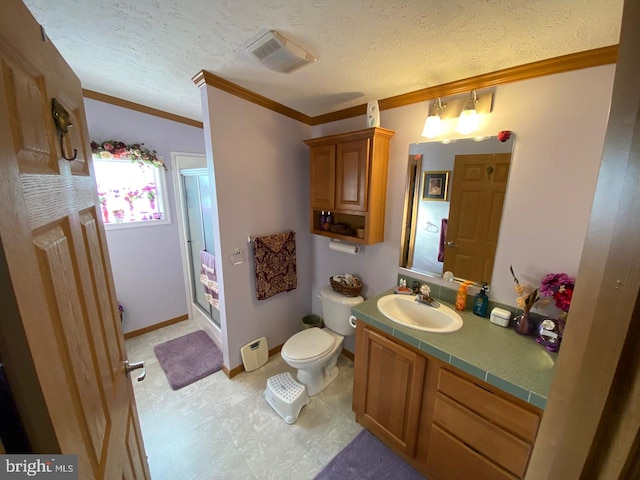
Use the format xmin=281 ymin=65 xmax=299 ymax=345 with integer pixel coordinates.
xmin=400 ymin=135 xmax=515 ymax=285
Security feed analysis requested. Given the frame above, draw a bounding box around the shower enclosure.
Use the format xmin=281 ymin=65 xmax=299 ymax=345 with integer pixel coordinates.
xmin=180 ymin=168 xmax=220 ymax=326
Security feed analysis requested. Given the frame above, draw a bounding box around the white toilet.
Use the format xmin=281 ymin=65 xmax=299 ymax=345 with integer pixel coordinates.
xmin=281 ymin=285 xmax=363 ymax=396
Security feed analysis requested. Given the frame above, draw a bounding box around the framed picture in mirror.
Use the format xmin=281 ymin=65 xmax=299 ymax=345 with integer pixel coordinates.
xmin=422 ymin=170 xmax=450 ymax=201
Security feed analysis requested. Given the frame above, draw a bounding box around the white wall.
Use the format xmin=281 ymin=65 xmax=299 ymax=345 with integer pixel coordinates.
xmin=84 ymin=98 xmax=206 ymax=333
xmin=311 ymin=65 xmax=615 ymax=350
xmin=200 ymin=86 xmax=313 ymax=369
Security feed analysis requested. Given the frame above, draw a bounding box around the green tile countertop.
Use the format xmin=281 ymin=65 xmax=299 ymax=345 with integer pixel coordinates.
xmin=352 ymin=288 xmax=557 ymax=409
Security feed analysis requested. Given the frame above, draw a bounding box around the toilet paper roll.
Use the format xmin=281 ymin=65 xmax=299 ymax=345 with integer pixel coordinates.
xmin=329 ymin=241 xmax=360 ymax=255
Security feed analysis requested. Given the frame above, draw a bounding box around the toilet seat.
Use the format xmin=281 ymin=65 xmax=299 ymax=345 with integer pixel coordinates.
xmin=281 ymin=328 xmax=336 ymax=363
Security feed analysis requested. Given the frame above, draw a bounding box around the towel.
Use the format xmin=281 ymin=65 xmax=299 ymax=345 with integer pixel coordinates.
xmin=438 ymin=218 xmax=448 ymax=262
xmin=199 ymin=250 xmax=219 ymax=310
xmin=253 ymin=231 xmax=297 ymax=300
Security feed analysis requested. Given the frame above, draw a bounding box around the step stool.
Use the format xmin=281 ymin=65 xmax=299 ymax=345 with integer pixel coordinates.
xmin=264 ymin=372 xmax=310 ymax=424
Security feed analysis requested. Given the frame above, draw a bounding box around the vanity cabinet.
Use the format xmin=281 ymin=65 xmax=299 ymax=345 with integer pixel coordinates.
xmin=304 ymin=127 xmax=394 ymax=245
xmin=352 ymin=321 xmax=542 ymax=479
xmin=352 ymin=325 xmax=425 ymax=455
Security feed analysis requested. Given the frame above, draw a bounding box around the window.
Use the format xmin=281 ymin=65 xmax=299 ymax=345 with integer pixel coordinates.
xmin=94 ymin=157 xmax=170 ymax=228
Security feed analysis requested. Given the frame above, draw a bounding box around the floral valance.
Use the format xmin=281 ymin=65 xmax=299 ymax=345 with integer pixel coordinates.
xmin=91 ymin=140 xmax=166 ymax=170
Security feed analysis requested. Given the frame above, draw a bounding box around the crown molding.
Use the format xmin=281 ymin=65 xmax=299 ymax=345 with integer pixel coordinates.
xmin=88 ymin=45 xmax=618 ymax=130
xmin=312 ymin=45 xmax=618 ymax=125
xmin=82 ymin=90 xmax=204 ymax=129
xmin=193 ymin=70 xmax=314 ymax=125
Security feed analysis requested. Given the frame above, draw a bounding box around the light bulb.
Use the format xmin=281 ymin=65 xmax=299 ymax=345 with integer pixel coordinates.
xmin=456 ymin=108 xmax=478 ymax=135
xmin=422 ymin=115 xmax=442 ymax=138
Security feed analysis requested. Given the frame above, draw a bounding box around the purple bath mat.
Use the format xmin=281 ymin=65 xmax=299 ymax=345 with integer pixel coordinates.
xmin=315 ymin=429 xmax=424 ymax=480
xmin=154 ymin=330 xmax=223 ymax=390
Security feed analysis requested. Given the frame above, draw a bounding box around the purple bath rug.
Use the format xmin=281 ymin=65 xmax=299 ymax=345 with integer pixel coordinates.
xmin=314 ymin=429 xmax=424 ymax=479
xmin=154 ymin=330 xmax=222 ymax=390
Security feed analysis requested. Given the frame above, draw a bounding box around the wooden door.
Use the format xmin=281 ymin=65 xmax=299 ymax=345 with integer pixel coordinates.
xmin=443 ymin=153 xmax=511 ymax=283
xmin=309 ymin=144 xmax=335 ymax=210
xmin=335 ymin=138 xmax=369 ymax=212
xmin=0 ymin=2 xmax=150 ymax=479
xmin=353 ymin=323 xmax=425 ymax=456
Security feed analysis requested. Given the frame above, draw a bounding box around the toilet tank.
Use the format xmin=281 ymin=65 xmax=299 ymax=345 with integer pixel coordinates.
xmin=319 ymin=285 xmax=363 ymax=336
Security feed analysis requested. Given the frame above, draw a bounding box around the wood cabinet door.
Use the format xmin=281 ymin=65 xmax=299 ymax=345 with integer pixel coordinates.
xmin=426 ymin=425 xmax=518 ymax=480
xmin=309 ymin=144 xmax=335 ymax=210
xmin=335 ymin=139 xmax=369 ymax=212
xmin=353 ymin=324 xmax=425 ymax=456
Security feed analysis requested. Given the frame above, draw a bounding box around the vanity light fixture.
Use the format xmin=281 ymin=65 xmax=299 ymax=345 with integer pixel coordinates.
xmin=421 ymin=97 xmax=445 ymax=138
xmin=421 ymin=90 xmax=492 ymax=139
xmin=456 ymin=90 xmax=480 ymax=135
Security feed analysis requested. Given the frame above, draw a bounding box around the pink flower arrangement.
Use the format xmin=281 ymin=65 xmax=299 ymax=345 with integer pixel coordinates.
xmin=91 ymin=140 xmax=166 ymax=170
xmin=142 ymin=183 xmax=156 ymax=201
xmin=540 ymin=273 xmax=575 ymax=313
xmin=123 ymin=190 xmax=140 ymax=208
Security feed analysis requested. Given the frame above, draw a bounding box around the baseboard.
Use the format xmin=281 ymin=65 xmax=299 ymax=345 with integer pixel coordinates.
xmin=123 ymin=314 xmax=189 ymax=339
xmin=342 ymin=348 xmax=354 ymax=361
xmin=222 ymin=343 xmax=354 ymax=378
xmin=223 ymin=342 xmax=285 ymax=379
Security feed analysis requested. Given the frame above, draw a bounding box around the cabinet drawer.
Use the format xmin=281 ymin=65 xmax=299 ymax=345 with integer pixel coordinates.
xmin=438 ymin=368 xmax=540 ymax=442
xmin=426 ymin=424 xmax=517 ymax=480
xmin=433 ymin=393 xmax=531 ymax=477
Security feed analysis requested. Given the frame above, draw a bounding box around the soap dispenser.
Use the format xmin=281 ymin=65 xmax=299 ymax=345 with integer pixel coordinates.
xmin=323 ymin=211 xmax=333 ymax=231
xmin=473 ymin=283 xmax=489 ymax=317
xmin=455 ymin=282 xmax=471 ymax=311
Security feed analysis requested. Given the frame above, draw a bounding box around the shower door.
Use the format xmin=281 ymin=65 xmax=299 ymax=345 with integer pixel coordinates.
xmin=182 ymin=169 xmax=219 ymax=326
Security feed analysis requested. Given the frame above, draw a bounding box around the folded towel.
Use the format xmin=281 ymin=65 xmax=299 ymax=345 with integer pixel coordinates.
xmin=253 ymin=231 xmax=297 ymax=300
xmin=199 ymin=250 xmax=219 ymax=310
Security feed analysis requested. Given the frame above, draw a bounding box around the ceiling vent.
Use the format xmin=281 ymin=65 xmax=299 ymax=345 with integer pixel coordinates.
xmin=246 ymin=30 xmax=317 ymax=73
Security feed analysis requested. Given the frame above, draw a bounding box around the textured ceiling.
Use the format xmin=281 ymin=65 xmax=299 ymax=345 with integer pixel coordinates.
xmin=23 ymin=0 xmax=623 ymax=122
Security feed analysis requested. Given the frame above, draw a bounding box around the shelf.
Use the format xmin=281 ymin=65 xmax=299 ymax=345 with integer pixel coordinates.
xmin=311 ymin=228 xmax=366 ymax=244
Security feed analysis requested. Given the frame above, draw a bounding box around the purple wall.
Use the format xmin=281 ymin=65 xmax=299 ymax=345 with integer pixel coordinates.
xmin=84 ymin=98 xmax=206 ymax=333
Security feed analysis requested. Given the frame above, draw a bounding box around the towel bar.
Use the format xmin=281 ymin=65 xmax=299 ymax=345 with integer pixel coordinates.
xmin=248 ymin=230 xmax=294 ymax=244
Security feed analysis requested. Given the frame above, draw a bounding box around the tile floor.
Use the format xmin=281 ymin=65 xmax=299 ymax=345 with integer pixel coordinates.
xmin=125 ymin=319 xmax=363 ymax=480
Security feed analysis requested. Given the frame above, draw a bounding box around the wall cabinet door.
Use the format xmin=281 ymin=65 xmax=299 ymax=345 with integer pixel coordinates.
xmin=305 ymin=127 xmax=394 ymax=245
xmin=335 ymin=138 xmax=369 ymax=212
xmin=309 ymin=144 xmax=335 ymax=210
xmin=353 ymin=323 xmax=425 ymax=456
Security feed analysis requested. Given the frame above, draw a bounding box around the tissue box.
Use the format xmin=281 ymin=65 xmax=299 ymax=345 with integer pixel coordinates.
xmin=490 ymin=307 xmax=511 ymax=327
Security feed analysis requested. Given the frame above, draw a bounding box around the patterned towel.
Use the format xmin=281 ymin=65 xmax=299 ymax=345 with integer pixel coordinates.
xmin=438 ymin=218 xmax=448 ymax=263
xmin=253 ymin=231 xmax=297 ymax=300
xmin=199 ymin=250 xmax=219 ymax=310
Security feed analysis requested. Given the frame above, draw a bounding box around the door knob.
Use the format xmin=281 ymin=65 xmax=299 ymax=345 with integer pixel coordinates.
xmin=445 ymin=241 xmax=459 ymax=248
xmin=124 ymin=360 xmax=146 ymax=382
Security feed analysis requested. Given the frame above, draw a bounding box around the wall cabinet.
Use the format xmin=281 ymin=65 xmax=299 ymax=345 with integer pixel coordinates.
xmin=304 ymin=127 xmax=394 ymax=245
xmin=353 ymin=321 xmax=542 ymax=479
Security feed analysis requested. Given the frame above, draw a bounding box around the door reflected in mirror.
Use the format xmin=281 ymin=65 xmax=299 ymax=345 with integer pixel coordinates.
xmin=399 ymin=135 xmax=515 ymax=285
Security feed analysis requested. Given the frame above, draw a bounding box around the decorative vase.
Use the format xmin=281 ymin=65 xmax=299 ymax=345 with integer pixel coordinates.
xmin=513 ymin=311 xmax=536 ymax=336
xmin=101 ymin=205 xmax=109 ymax=223
xmin=366 ymin=100 xmax=380 ymax=127
xmin=149 ymin=198 xmax=155 ymax=211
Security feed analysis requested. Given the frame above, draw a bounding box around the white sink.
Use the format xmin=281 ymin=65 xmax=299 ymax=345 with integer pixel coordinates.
xmin=376 ymin=295 xmax=463 ymax=333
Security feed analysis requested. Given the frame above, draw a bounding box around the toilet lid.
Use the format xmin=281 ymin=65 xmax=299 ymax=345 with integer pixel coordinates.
xmin=282 ymin=328 xmax=336 ymax=361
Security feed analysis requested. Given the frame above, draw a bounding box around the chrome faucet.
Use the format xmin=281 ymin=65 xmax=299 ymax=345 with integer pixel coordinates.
xmin=415 ymin=284 xmax=440 ymax=308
